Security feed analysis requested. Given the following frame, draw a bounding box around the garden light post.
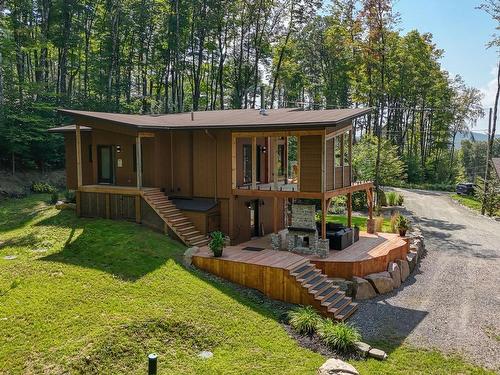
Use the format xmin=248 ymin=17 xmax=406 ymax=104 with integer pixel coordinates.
xmin=148 ymin=353 xmax=157 ymax=375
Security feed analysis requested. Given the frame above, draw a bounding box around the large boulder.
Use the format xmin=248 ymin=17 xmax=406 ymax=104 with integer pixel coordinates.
xmin=318 ymin=358 xmax=359 ymax=375
xmin=406 ymin=252 xmax=418 ymax=273
xmin=368 ymin=348 xmax=388 ymax=360
xmin=396 ymin=259 xmax=410 ymax=282
xmin=387 ymin=262 xmax=401 ymax=289
xmin=183 ymin=246 xmax=199 ymax=267
xmin=365 ymin=272 xmax=394 ymax=294
xmin=352 ymin=276 xmax=377 ymax=300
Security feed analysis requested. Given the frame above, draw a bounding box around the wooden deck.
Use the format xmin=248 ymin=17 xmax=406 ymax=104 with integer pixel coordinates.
xmin=192 ymin=231 xmax=408 ymax=320
xmin=78 ymin=184 xmax=157 ymax=196
xmin=195 ymin=231 xmax=408 ymax=279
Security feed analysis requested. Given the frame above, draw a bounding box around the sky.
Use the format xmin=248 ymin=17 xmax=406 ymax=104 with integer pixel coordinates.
xmin=394 ymin=0 xmax=498 ymax=131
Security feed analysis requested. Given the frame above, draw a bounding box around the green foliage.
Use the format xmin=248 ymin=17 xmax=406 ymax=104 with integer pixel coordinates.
xmin=318 ymin=320 xmax=361 ymax=353
xmin=397 ymin=194 xmax=404 ymax=206
xmin=389 ymin=181 xmax=456 ymax=192
xmin=30 ymin=182 xmax=57 ymax=194
xmin=209 ymin=231 xmax=225 ymax=257
xmin=64 ymin=190 xmax=76 ymax=203
xmin=474 ymin=174 xmax=500 ymax=217
xmin=377 ymin=188 xmax=387 ymax=207
xmin=352 ymin=191 xmax=367 ymax=211
xmin=387 ymin=191 xmax=397 ymax=206
xmin=353 ymin=135 xmax=405 ymax=186
xmin=396 ymin=215 xmax=410 ymax=231
xmin=50 ymin=192 xmax=59 ymax=204
xmin=326 ymin=214 xmax=392 ymax=233
xmin=288 ymin=306 xmax=322 ymax=335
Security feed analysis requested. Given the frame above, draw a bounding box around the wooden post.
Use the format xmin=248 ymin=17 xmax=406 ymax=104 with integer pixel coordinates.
xmin=75 ymin=124 xmax=82 ymax=188
xmin=231 ymin=134 xmax=237 ymax=189
xmin=251 ymin=136 xmax=257 ymax=189
xmin=296 ymin=136 xmax=301 ymax=191
xmin=340 ymin=132 xmax=344 ymax=188
xmin=135 ymin=195 xmax=141 ymax=223
xmin=229 ymin=195 xmax=235 ymax=243
xmin=348 ymin=130 xmax=352 ymax=187
xmin=347 ymin=192 xmax=352 ymax=228
xmin=333 ymin=136 xmax=336 ymax=189
xmin=321 ymin=132 xmax=326 ymax=192
xmin=273 ymin=196 xmax=278 ymax=233
xmin=136 ymin=135 xmax=142 ymax=189
xmin=321 ymin=198 xmax=327 ymax=240
xmin=76 ymin=190 xmax=81 ymax=217
xmin=105 ymin=193 xmax=110 ymax=219
xmin=273 ymin=137 xmax=278 ymax=189
xmin=368 ymin=188 xmax=373 ymax=220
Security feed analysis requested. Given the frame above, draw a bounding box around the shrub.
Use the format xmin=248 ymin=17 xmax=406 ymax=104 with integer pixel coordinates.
xmin=50 ymin=192 xmax=59 ymax=204
xmin=64 ymin=190 xmax=76 ymax=203
xmin=396 ymin=214 xmax=409 ymax=231
xmin=390 ymin=211 xmax=400 ymax=233
xmin=30 ymin=182 xmax=56 ymax=194
xmin=374 ymin=216 xmax=384 ymax=232
xmin=396 ymin=194 xmax=404 ymax=206
xmin=209 ymin=231 xmax=225 ymax=257
xmin=318 ymin=320 xmax=361 ymax=353
xmin=387 ymin=191 xmax=397 ymax=206
xmin=287 ymin=306 xmax=322 ymax=335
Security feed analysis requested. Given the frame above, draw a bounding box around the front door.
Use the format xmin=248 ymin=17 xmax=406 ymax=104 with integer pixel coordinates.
xmin=250 ymin=200 xmax=260 ymax=237
xmin=97 ymin=145 xmax=114 ymax=184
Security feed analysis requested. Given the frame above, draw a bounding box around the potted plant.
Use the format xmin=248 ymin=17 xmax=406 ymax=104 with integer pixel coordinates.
xmin=209 ymin=231 xmax=225 ymax=257
xmin=396 ymin=215 xmax=409 ymax=237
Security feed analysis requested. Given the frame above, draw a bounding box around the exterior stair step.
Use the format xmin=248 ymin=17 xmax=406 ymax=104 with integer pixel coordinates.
xmin=335 ymin=302 xmax=358 ymax=321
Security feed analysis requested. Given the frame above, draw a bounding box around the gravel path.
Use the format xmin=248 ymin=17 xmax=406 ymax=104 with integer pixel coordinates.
xmin=350 ymin=188 xmax=500 ymax=370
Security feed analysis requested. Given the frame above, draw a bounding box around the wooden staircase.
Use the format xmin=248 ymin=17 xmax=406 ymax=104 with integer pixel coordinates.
xmin=289 ymin=260 xmax=358 ymax=321
xmin=141 ymin=189 xmax=210 ymax=247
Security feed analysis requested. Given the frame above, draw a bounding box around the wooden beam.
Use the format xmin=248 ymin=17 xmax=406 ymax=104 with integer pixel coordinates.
xmin=347 ymin=192 xmax=352 ymax=228
xmin=138 ymin=131 xmax=155 ymax=138
xmin=233 ymin=129 xmax=325 ymax=138
xmin=251 ymin=136 xmax=257 ymax=189
xmin=297 ymin=135 xmax=301 ymax=191
xmin=75 ymin=124 xmax=82 ymax=188
xmin=231 ymin=134 xmax=237 ymax=189
xmin=135 ymin=196 xmax=141 ymax=223
xmin=325 ymin=124 xmax=352 ymax=140
xmin=321 ymin=132 xmax=326 ymax=192
xmin=348 ymin=130 xmax=352 ymax=187
xmin=272 ymin=137 xmax=278 ymax=189
xmin=325 ymin=181 xmax=374 ymax=199
xmin=368 ymin=188 xmax=374 ymax=220
xmin=321 ymin=198 xmax=327 ymax=240
xmin=136 ymin=135 xmax=142 ymax=189
xmin=233 ymin=188 xmax=323 ymax=199
xmin=333 ymin=136 xmax=336 ymax=189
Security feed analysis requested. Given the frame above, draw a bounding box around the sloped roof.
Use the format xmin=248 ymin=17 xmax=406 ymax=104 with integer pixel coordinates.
xmin=55 ymin=107 xmax=371 ymax=131
xmin=47 ymin=124 xmax=92 ymax=133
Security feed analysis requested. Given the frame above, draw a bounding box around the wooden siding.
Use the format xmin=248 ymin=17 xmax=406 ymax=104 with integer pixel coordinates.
xmin=299 ymin=135 xmax=322 ymax=192
xmin=64 ymin=132 xmax=93 ymax=190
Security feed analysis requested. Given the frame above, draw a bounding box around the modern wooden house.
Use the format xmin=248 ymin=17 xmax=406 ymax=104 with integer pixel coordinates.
xmin=51 ymin=107 xmax=408 ymax=321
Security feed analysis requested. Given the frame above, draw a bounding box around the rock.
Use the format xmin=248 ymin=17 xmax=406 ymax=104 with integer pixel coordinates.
xmin=365 ymin=272 xmax=394 ymax=294
xmin=318 ymin=358 xmax=359 ymax=375
xmin=3 ymin=255 xmax=17 ymax=260
xmin=198 ymin=350 xmax=213 ymax=359
xmin=352 ymin=276 xmax=376 ymax=300
xmin=183 ymin=246 xmax=199 ymax=267
xmin=55 ymin=201 xmax=76 ymax=210
xmin=331 ymin=278 xmax=354 ymax=296
xmin=396 ymin=259 xmax=410 ymax=282
xmin=407 ymin=252 xmax=418 ymax=272
xmin=387 ymin=262 xmax=401 ymax=289
xmin=368 ymin=348 xmax=388 ymax=360
xmin=355 ymin=341 xmax=371 ymax=357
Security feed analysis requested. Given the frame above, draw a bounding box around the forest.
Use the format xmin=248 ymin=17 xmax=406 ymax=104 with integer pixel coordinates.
xmin=0 ymin=0 xmax=496 ymax=186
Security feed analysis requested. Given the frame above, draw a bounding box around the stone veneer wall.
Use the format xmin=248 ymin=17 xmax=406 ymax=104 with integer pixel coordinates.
xmin=291 ymin=204 xmax=316 ymax=229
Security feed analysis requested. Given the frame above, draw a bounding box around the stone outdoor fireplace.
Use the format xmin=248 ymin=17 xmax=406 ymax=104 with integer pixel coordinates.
xmin=285 ymin=204 xmax=329 ymax=258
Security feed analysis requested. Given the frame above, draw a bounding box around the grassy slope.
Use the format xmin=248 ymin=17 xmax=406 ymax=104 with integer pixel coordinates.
xmin=0 ymin=196 xmax=493 ymax=374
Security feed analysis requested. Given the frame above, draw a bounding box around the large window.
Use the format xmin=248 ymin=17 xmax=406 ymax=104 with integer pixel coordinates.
xmin=334 ymin=136 xmax=342 ymax=167
xmin=344 ymin=131 xmax=350 ymax=166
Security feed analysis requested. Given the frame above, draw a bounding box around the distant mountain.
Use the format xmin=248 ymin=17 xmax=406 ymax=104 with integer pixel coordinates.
xmin=454 ymin=132 xmax=500 ymax=149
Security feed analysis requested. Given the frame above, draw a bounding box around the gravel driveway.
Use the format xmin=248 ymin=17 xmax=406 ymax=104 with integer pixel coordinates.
xmin=351 ymin=188 xmax=500 ymax=370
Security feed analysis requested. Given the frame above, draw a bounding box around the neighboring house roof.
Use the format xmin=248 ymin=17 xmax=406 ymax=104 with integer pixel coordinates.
xmin=48 ymin=124 xmax=92 ymax=133
xmin=492 ymin=158 xmax=500 ymax=180
xmin=53 ymin=107 xmax=371 ymax=131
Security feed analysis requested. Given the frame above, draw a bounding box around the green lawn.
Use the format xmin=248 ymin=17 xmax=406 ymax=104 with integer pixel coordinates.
xmin=450 ymin=193 xmax=483 ymax=212
xmin=0 ymin=195 xmax=493 ymax=374
xmin=326 ymin=214 xmax=392 ymax=233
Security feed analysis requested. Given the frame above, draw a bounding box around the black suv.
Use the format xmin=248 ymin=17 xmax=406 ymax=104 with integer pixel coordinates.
xmin=456 ymin=183 xmax=475 ymax=195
